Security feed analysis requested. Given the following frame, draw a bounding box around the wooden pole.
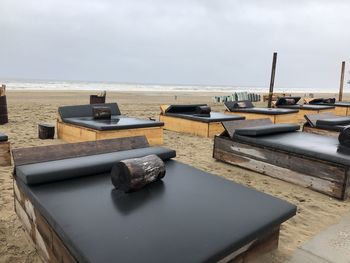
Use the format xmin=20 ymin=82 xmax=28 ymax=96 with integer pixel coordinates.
xmin=339 ymin=61 xmax=345 ymax=101
xmin=268 ymin=52 xmax=278 ymax=108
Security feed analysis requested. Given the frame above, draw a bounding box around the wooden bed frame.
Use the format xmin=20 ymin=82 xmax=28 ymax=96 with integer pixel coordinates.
xmin=12 ymin=137 xmax=282 ymax=263
xmin=213 ymin=120 xmax=350 ymax=200
xmin=333 ymin=106 xmax=350 ymax=116
xmin=294 ymin=108 xmax=335 ymax=122
xmin=224 ymin=110 xmax=298 ymax=124
xmin=0 ymin=141 xmax=11 ymax=166
xmin=57 ymin=119 xmax=163 ymax=145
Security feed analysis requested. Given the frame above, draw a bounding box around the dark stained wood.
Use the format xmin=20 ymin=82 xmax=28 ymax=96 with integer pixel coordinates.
xmin=267 ymin=52 xmax=278 ymax=108
xmin=222 ymin=119 xmax=272 ymax=138
xmin=339 ymin=61 xmax=346 ymax=101
xmin=213 ymin=135 xmax=349 ymax=200
xmin=12 ymin=136 xmax=149 ymax=166
xmin=38 ymin=123 xmax=55 ymax=139
xmin=111 ymin=154 xmax=166 ymax=192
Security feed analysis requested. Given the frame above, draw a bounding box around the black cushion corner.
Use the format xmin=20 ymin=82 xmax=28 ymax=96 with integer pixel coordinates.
xmin=235 ymin=124 xmax=300 ymax=136
xmin=0 ymin=132 xmax=8 ymax=142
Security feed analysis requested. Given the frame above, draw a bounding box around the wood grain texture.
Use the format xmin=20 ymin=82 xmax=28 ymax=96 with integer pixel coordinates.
xmin=303 ymin=126 xmax=339 ymax=137
xmin=334 ymin=106 xmax=349 ymax=116
xmin=57 ymin=121 xmax=163 ymax=145
xmin=0 ymin=141 xmax=11 ymax=166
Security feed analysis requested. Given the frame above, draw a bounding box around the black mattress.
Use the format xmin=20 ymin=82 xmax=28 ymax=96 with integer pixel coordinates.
xmin=64 ymin=116 xmax=164 ymax=131
xmin=0 ymin=132 xmax=8 ymax=142
xmin=164 ymin=112 xmax=244 ymax=123
xmin=17 ymin=159 xmax=296 ymax=263
xmin=277 ymin=104 xmax=334 ymax=110
xmin=229 ymin=108 xmax=298 ymax=115
xmin=313 ymin=102 xmax=350 ymax=107
xmin=234 ymin=132 xmax=350 ymax=166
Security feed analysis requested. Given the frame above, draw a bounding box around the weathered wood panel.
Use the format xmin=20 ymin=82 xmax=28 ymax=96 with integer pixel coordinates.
xmin=274 ymin=112 xmax=299 ymax=124
xmin=0 ymin=141 xmax=11 ymax=166
xmin=12 ymin=136 xmax=149 ymax=166
xmin=334 ymin=106 xmax=349 ymax=116
xmin=57 ymin=121 xmax=163 ymax=145
xmin=225 ymin=111 xmax=276 ymax=123
xmin=213 ymin=136 xmax=349 ymax=199
xmin=303 ymin=126 xmax=339 ymax=137
xmin=159 ymin=115 xmax=210 ymax=137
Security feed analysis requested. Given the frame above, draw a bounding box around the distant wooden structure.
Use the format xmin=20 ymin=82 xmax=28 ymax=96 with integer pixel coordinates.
xmin=90 ymin=91 xmax=106 ymax=104
xmin=38 ymin=123 xmax=55 ymax=139
xmin=0 ymin=85 xmax=9 ymax=124
xmin=267 ymin=52 xmax=278 ymax=108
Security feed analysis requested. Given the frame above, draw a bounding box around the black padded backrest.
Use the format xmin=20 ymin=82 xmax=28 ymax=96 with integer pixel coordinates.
xmin=225 ymin=101 xmax=254 ymax=111
xmin=0 ymin=132 xmax=8 ymax=142
xmin=59 ymin=103 xmax=121 ymax=119
xmin=275 ymin=97 xmax=301 ymax=106
xmin=165 ymin=104 xmax=207 ymax=114
xmin=16 ymin=147 xmax=176 ymax=186
xmin=316 ymin=117 xmax=350 ymax=126
xmin=235 ymin=124 xmax=300 ymax=136
xmin=304 ymin=113 xmax=338 ymax=127
xmin=222 ymin=119 xmax=273 ymax=139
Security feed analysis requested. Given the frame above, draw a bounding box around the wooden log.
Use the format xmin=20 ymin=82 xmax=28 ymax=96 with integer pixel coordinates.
xmin=195 ymin=105 xmax=211 ymax=116
xmin=90 ymin=91 xmax=106 ymax=104
xmin=92 ymin=106 xmax=112 ymax=119
xmin=111 ymin=154 xmax=166 ymax=192
xmin=38 ymin=123 xmax=55 ymax=139
xmin=0 ymin=94 xmax=8 ymax=125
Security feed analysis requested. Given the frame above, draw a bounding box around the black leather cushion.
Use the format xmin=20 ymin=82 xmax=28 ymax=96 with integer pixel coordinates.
xmin=165 ymin=104 xmax=207 ymax=114
xmin=275 ymin=97 xmax=301 ymax=106
xmin=235 ymin=124 xmax=300 ymax=136
xmin=278 ymin=104 xmax=334 ymax=110
xmin=16 ymin=147 xmax=176 ymax=185
xmin=165 ymin=112 xmax=244 ymax=123
xmin=64 ymin=116 xmax=164 ymax=130
xmin=316 ymin=117 xmax=350 ymax=126
xmin=234 ymin=132 xmax=350 ymax=166
xmin=225 ymin=100 xmax=254 ymax=110
xmin=19 ymin=160 xmax=296 ymax=263
xmin=309 ymin=98 xmax=336 ymax=104
xmin=0 ymin=132 xmax=8 ymax=142
xmin=59 ymin=103 xmax=121 ymax=119
xmin=228 ymin=107 xmax=298 ymax=115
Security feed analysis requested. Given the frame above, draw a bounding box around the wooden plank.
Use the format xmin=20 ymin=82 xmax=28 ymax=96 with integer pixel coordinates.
xmin=274 ymin=112 xmax=299 ymax=124
xmin=334 ymin=106 xmax=348 ymax=116
xmin=0 ymin=141 xmax=11 ymax=166
xmin=12 ymin=136 xmax=149 ymax=166
xmin=160 ymin=105 xmax=170 ymax=114
xmin=57 ymin=121 xmax=163 ymax=146
xmin=213 ymin=136 xmax=347 ymax=199
xmin=208 ymin=122 xmax=225 ymax=137
xmin=159 ymin=114 xmax=210 ymax=137
xmin=225 ymin=111 xmax=275 ymax=123
xmin=303 ymin=126 xmax=339 ymax=137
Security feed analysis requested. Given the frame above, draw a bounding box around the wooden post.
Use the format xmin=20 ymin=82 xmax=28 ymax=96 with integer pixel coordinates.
xmin=268 ymin=52 xmax=278 ymax=108
xmin=0 ymin=84 xmax=8 ymax=124
xmin=339 ymin=61 xmax=345 ymax=101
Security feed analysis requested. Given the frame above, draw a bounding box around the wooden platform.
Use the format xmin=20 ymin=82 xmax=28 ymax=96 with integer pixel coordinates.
xmin=333 ymin=106 xmax=350 ymax=116
xmin=57 ymin=121 xmax=163 ymax=145
xmin=213 ymin=135 xmax=350 ymax=200
xmin=159 ymin=115 xmax=224 ymax=138
xmin=303 ymin=125 xmax=339 ymax=137
xmin=0 ymin=141 xmax=11 ymax=166
xmin=224 ymin=110 xmax=298 ymax=124
xmin=294 ymin=108 xmax=335 ymax=122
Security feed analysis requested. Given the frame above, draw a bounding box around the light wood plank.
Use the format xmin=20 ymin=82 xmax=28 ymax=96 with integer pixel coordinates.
xmin=0 ymin=141 xmax=11 ymax=166
xmin=159 ymin=115 xmax=210 ymax=137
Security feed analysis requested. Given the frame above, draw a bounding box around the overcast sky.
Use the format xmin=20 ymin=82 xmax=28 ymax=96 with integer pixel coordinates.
xmin=0 ymin=0 xmax=349 ymax=89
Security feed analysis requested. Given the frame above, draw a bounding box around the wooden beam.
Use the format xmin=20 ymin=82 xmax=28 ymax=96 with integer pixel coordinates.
xmin=339 ymin=61 xmax=346 ymax=101
xmin=268 ymin=52 xmax=278 ymax=108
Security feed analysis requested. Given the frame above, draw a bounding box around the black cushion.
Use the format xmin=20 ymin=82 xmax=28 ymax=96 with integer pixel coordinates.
xmin=275 ymin=97 xmax=301 ymax=106
xmin=225 ymin=100 xmax=254 ymax=110
xmin=278 ymin=104 xmax=334 ymax=110
xmin=19 ymin=160 xmax=296 ymax=263
xmin=165 ymin=104 xmax=207 ymax=114
xmin=228 ymin=107 xmax=298 ymax=115
xmin=165 ymin=112 xmax=245 ymax=123
xmin=16 ymin=147 xmax=176 ymax=185
xmin=59 ymin=103 xmax=121 ymax=119
xmin=315 ymin=124 xmax=345 ymax=132
xmin=64 ymin=116 xmax=164 ymax=131
xmin=316 ymin=117 xmax=350 ymax=126
xmin=235 ymin=124 xmax=300 ymax=136
xmin=0 ymin=132 xmax=8 ymax=142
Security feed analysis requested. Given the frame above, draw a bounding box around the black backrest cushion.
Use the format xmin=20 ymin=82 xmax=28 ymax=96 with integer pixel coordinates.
xmin=59 ymin=103 xmax=121 ymax=119
xmin=316 ymin=117 xmax=350 ymax=127
xmin=309 ymin=98 xmax=336 ymax=104
xmin=165 ymin=104 xmax=207 ymax=114
xmin=275 ymin=97 xmax=301 ymax=106
xmin=235 ymin=124 xmax=300 ymax=136
xmin=225 ymin=100 xmax=254 ymax=111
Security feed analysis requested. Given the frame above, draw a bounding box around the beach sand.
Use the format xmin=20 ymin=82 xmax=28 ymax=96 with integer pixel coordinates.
xmin=1 ymin=90 xmax=350 ymax=263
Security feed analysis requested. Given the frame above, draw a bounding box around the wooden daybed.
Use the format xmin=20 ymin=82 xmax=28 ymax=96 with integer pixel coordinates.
xmin=224 ymin=101 xmax=299 ymax=124
xmin=213 ymin=119 xmax=350 ymax=200
xmin=275 ymin=97 xmax=335 ymax=122
xmin=303 ymin=113 xmax=350 ymax=137
xmin=57 ymin=103 xmax=164 ymax=145
xmin=0 ymin=132 xmax=11 ymax=166
xmin=159 ymin=104 xmax=244 ymax=137
xmin=309 ymin=99 xmax=350 ymax=116
xmin=12 ymin=137 xmax=296 ymax=263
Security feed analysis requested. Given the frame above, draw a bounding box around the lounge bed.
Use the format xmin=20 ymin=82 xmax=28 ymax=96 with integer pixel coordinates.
xmin=0 ymin=132 xmax=11 ymax=166
xmin=12 ymin=136 xmax=296 ymax=263
xmin=213 ymin=119 xmax=350 ymax=199
xmin=309 ymin=98 xmax=350 ymax=116
xmin=275 ymin=97 xmax=335 ymax=122
xmin=303 ymin=113 xmax=350 ymax=137
xmin=57 ymin=103 xmax=164 ymax=145
xmin=159 ymin=104 xmax=244 ymax=137
xmin=224 ymin=101 xmax=299 ymax=124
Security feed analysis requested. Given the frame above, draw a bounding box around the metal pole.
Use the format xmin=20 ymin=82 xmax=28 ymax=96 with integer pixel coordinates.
xmin=339 ymin=61 xmax=345 ymax=101
xmin=268 ymin=52 xmax=278 ymax=108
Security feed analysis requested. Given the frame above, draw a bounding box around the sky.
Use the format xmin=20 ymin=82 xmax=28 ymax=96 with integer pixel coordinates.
xmin=0 ymin=0 xmax=349 ymax=90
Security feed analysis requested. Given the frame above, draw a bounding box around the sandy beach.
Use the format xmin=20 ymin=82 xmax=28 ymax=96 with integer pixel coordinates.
xmin=1 ymin=90 xmax=350 ymax=263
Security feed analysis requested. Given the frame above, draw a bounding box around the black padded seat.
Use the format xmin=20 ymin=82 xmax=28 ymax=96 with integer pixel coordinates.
xmin=59 ymin=103 xmax=121 ymax=119
xmin=0 ymin=132 xmax=8 ymax=142
xmin=315 ymin=124 xmax=345 ymax=132
xmin=277 ymin=104 xmax=335 ymax=110
xmin=233 ymin=132 xmax=350 ymax=166
xmin=229 ymin=108 xmax=298 ymax=115
xmin=18 ymin=160 xmax=296 ymax=263
xmin=64 ymin=116 xmax=164 ymax=131
xmin=17 ymin=147 xmax=175 ymax=185
xmin=165 ymin=112 xmax=244 ymax=123
xmin=235 ymin=124 xmax=299 ymax=136
xmin=316 ymin=117 xmax=350 ymax=126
